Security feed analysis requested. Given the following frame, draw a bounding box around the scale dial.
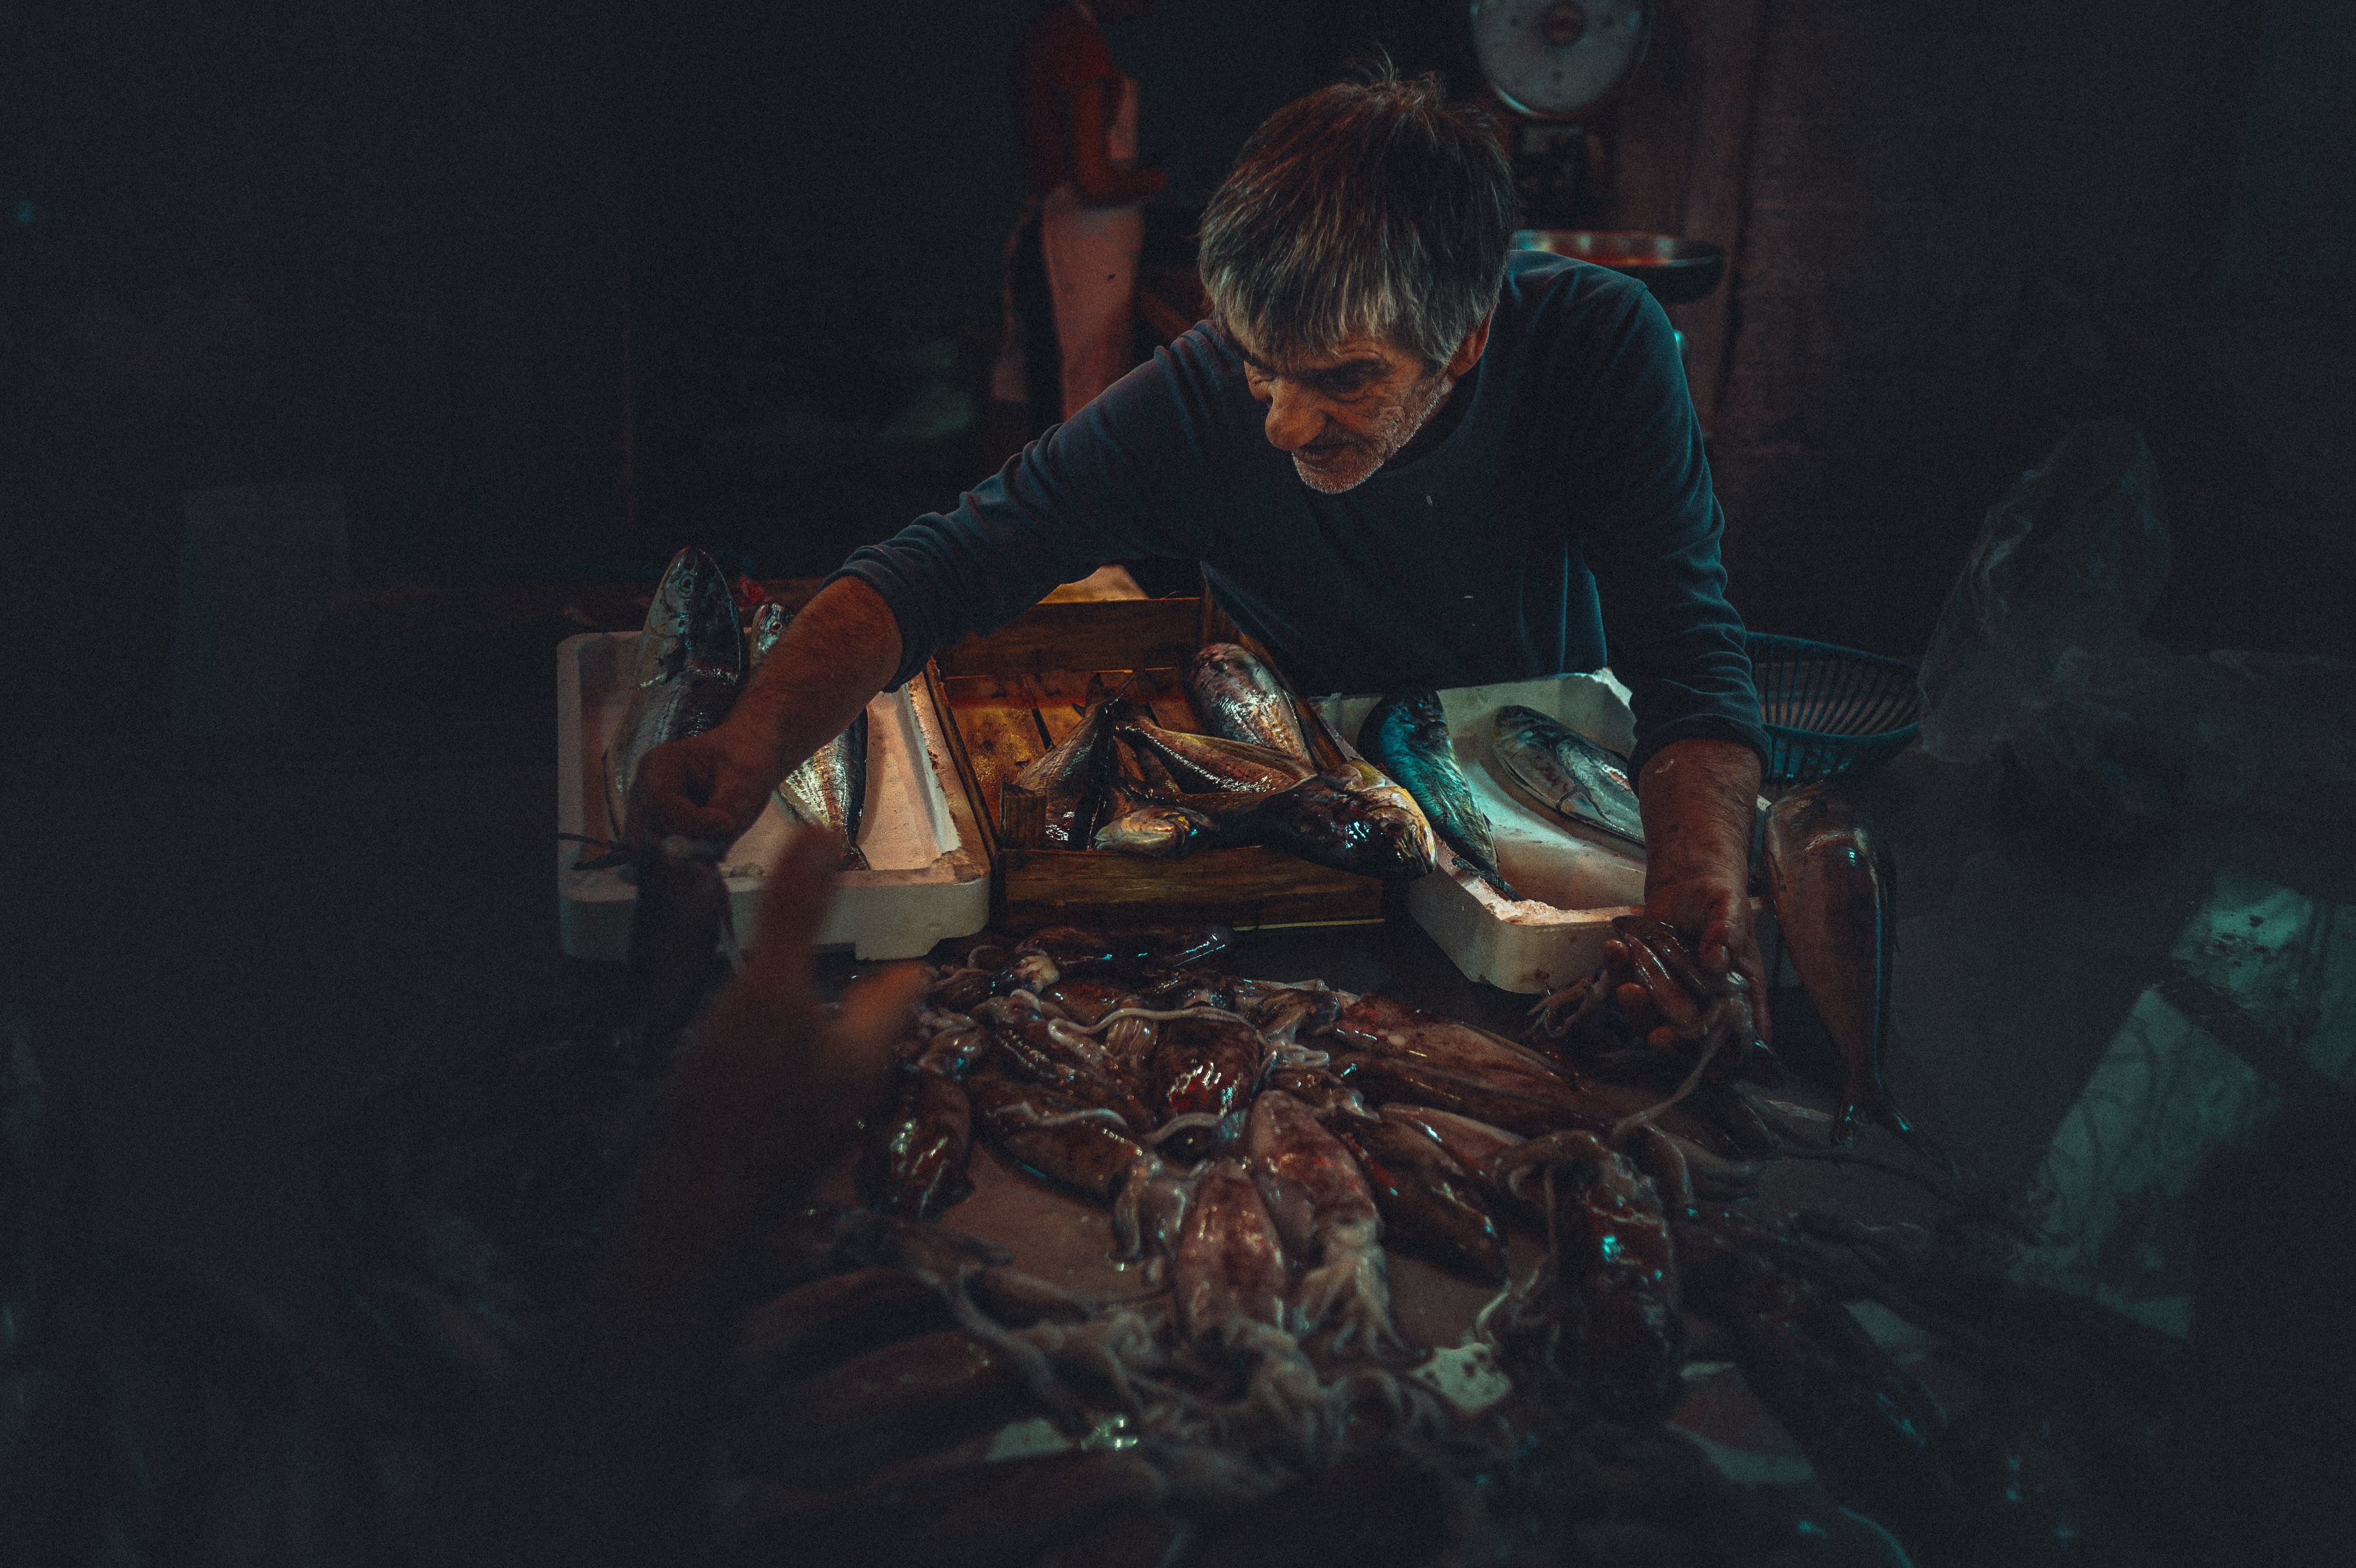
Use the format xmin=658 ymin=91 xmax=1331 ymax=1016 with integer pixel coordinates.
xmin=1471 ymin=0 xmax=1650 ymax=120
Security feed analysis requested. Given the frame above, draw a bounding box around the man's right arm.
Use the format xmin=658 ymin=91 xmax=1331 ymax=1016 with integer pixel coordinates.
xmin=625 ymin=576 xmax=901 ymax=847
xmin=627 ymin=332 xmax=1228 ymax=847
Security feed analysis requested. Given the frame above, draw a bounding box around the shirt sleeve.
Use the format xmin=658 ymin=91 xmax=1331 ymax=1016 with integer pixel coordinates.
xmin=826 ymin=341 xmax=1225 ymax=689
xmin=1563 ymin=279 xmax=1771 ymax=777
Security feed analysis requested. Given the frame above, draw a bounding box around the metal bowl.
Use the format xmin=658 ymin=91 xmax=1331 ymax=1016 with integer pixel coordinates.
xmin=1511 ymin=230 xmax=1728 ymax=305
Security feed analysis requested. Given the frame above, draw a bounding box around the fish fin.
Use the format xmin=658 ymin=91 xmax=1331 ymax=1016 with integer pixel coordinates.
xmin=1481 ymin=868 xmax=1521 ymax=901
xmin=844 ymin=841 xmax=872 ymax=872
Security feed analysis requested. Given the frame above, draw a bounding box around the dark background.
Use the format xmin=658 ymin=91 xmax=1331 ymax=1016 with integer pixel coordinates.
xmin=8 ymin=0 xmax=2351 ymax=742
xmin=0 ymin=6 xmax=2351 ymax=1525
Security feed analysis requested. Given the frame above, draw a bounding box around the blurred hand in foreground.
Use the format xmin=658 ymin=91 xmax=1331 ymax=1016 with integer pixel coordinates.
xmin=478 ymin=827 xmax=923 ymax=1568
xmin=673 ymin=825 xmax=927 ymax=1183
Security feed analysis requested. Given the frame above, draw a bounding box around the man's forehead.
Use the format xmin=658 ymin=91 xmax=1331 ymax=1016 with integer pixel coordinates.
xmin=1226 ymin=324 xmax=1406 ymax=376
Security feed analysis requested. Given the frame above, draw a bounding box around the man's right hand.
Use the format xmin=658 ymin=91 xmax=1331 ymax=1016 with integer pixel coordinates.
xmin=626 ymin=720 xmax=783 ymax=849
xmin=624 ymin=575 xmax=906 ymax=852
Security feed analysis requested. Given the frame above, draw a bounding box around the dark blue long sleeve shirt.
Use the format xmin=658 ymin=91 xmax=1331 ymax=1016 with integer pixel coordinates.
xmin=831 ymin=250 xmax=1767 ymax=774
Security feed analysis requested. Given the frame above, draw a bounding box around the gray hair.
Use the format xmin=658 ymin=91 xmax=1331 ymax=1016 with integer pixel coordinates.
xmin=1198 ymin=73 xmax=1517 ymax=370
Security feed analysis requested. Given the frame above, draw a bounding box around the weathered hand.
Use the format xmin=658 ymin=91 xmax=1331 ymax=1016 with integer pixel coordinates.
xmin=673 ymin=827 xmax=926 ymax=1180
xmin=1644 ymin=872 xmax=1773 ymax=1043
xmin=626 ymin=719 xmax=783 ymax=849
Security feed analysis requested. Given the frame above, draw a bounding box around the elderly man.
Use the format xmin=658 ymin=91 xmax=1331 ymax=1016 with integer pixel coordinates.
xmin=634 ymin=73 xmax=1774 ymax=1008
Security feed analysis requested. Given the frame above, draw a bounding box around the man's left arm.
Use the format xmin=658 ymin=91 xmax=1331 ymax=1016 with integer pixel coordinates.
xmin=1565 ymin=282 xmax=1773 ymax=1033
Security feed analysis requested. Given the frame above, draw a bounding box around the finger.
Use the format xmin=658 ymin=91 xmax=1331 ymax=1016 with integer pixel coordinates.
xmin=835 ymin=962 xmax=928 ymax=1057
xmin=1699 ymin=919 xmax=1732 ymax=975
xmin=741 ymin=827 xmax=845 ymax=985
xmin=819 ymin=963 xmax=929 ymax=1128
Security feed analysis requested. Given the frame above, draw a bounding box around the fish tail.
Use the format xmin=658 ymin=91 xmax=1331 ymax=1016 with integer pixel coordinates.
xmin=844 ymin=841 xmax=872 ymax=872
xmin=1482 ymin=868 xmax=1521 ymax=901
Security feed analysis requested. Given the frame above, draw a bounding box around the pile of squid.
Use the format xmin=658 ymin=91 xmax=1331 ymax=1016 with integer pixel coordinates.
xmin=819 ymin=918 xmax=2187 ymax=1565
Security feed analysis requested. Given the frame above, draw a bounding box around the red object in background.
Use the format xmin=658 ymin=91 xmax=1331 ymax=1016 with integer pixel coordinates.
xmin=731 ymin=574 xmax=771 ymax=618
xmin=1014 ymin=3 xmax=1122 ymax=196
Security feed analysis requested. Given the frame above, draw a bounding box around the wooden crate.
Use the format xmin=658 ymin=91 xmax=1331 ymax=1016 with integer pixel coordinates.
xmin=928 ymin=596 xmax=1386 ymax=933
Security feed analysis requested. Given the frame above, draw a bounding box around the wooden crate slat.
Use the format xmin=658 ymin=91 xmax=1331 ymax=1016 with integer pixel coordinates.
xmin=935 ymin=597 xmax=1201 ymax=678
xmin=944 ymin=674 xmax=1054 ymax=838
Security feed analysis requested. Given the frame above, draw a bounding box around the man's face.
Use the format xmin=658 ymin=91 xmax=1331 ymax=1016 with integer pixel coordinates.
xmin=1232 ymin=321 xmax=1487 ymax=494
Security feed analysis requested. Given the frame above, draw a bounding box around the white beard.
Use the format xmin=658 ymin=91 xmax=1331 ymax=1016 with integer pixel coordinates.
xmin=1289 ymin=370 xmax=1457 ymax=495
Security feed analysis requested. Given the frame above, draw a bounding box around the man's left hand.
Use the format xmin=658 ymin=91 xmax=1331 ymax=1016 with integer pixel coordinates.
xmin=1636 ymin=737 xmax=1773 ymax=1043
xmin=1644 ymin=870 xmax=1771 ymax=1043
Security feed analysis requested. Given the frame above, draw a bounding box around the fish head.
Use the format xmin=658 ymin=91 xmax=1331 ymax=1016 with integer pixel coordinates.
xmin=745 ymin=600 xmax=792 ymax=670
xmin=1337 ymin=761 xmax=1439 ymax=872
xmin=1191 ymin=642 xmax=1262 ymax=690
xmin=1091 ymin=806 xmax=1209 ymax=857
xmin=648 ymin=547 xmax=748 ymax=684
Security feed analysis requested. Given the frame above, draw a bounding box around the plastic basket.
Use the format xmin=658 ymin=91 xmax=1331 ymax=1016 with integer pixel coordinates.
xmin=1745 ymin=633 xmax=1922 ymax=787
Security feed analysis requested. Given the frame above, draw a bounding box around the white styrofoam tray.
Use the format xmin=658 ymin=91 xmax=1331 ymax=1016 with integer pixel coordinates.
xmin=556 ymin=632 xmax=992 ymax=961
xmin=1316 ymin=673 xmax=1653 ymax=994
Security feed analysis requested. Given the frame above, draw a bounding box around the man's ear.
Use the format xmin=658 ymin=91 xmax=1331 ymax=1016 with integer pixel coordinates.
xmin=1445 ymin=312 xmax=1494 ymax=379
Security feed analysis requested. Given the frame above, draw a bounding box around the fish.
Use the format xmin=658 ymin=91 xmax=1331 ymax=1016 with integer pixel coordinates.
xmin=852 ymin=1064 xmax=974 ymax=1220
xmin=1014 ymin=688 xmax=1129 ymax=849
xmin=753 ymin=593 xmax=872 ymax=866
xmin=1332 ymin=1112 xmax=1507 ymax=1285
xmin=1256 ymin=760 xmax=1439 ymax=879
xmin=604 ymin=546 xmax=746 ymax=838
xmin=1762 ymin=784 xmax=1941 ymax=1161
xmin=775 ymin=715 xmax=870 ymax=871
xmin=1363 ymin=689 xmax=1519 ymax=898
xmin=1245 ymin=1090 xmax=1396 ymax=1350
xmin=1091 ymin=802 xmax=1218 ymax=858
xmin=1115 ymin=718 xmax=1311 ymax=794
xmin=1174 ymin=1156 xmax=1290 ymax=1340
xmin=745 ymin=598 xmax=790 ymax=668
xmin=1491 ymin=704 xmax=1647 ymax=847
xmin=1185 ymin=642 xmax=1314 ymax=766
